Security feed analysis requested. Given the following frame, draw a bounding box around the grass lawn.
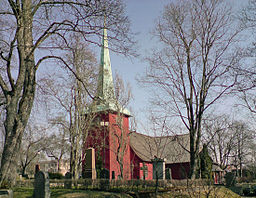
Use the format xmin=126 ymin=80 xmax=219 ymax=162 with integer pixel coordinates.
xmin=160 ymin=186 xmax=241 ymax=198
xmin=13 ymin=186 xmax=241 ymax=198
xmin=13 ymin=188 xmax=133 ymax=198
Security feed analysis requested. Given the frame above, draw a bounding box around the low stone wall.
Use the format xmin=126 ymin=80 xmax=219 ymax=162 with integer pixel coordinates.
xmin=15 ymin=178 xmax=171 ymax=190
xmin=14 ymin=178 xmax=213 ymax=191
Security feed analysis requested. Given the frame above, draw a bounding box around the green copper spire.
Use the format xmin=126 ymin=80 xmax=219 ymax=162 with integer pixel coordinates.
xmin=94 ymin=25 xmax=131 ymax=116
xmin=96 ymin=27 xmax=115 ymax=103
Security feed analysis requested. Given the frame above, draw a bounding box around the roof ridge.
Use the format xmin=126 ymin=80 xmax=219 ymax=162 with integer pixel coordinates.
xmin=131 ymin=131 xmax=189 ymax=139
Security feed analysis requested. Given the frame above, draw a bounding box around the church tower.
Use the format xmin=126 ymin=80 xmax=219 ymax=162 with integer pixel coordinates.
xmin=83 ymin=26 xmax=131 ymax=180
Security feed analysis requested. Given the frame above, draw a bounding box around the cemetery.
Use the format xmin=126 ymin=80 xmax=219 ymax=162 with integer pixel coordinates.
xmin=0 ymin=0 xmax=255 ymax=197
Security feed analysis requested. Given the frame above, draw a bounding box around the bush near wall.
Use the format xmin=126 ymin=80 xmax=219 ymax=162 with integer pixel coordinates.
xmin=49 ymin=172 xmax=64 ymax=179
xmin=225 ymin=172 xmax=236 ymax=187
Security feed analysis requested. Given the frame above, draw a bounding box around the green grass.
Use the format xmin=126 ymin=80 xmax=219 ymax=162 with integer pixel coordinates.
xmin=13 ymin=187 xmax=33 ymax=198
xmin=13 ymin=186 xmax=241 ymax=198
xmin=13 ymin=188 xmax=132 ymax=198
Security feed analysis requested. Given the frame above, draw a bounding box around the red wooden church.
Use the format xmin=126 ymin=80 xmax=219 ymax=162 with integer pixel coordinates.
xmin=82 ymin=27 xmax=191 ymax=180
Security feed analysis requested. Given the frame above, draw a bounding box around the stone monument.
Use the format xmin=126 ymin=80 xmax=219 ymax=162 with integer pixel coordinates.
xmin=0 ymin=189 xmax=13 ymax=198
xmin=152 ymin=157 xmax=166 ymax=180
xmin=64 ymin=172 xmax=72 ymax=189
xmin=83 ymin=148 xmax=96 ymax=179
xmin=33 ymin=165 xmax=50 ymax=198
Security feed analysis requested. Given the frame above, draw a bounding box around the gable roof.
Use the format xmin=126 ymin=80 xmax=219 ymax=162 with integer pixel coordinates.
xmin=130 ymin=132 xmax=190 ymax=164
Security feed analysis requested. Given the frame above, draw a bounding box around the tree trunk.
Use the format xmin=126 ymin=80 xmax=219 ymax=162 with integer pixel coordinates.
xmin=0 ymin=69 xmax=36 ymax=186
xmin=21 ymin=165 xmax=26 ymax=177
xmin=0 ymin=0 xmax=36 ymax=186
xmin=154 ymin=170 xmax=159 ymax=198
xmin=189 ymin=128 xmax=197 ymax=179
xmin=0 ymin=83 xmax=35 ymax=185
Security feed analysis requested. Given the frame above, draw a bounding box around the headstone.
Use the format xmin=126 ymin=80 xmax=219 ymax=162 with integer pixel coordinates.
xmin=0 ymin=190 xmax=13 ymax=198
xmin=100 ymin=168 xmax=109 ymax=179
xmin=225 ymin=172 xmax=236 ymax=187
xmin=112 ymin=171 xmax=115 ymax=180
xmin=140 ymin=162 xmax=148 ymax=180
xmin=83 ymin=148 xmax=96 ymax=179
xmin=152 ymin=157 xmax=166 ymax=180
xmin=64 ymin=172 xmax=72 ymax=189
xmin=165 ymin=168 xmax=171 ymax=180
xmin=33 ymin=165 xmax=50 ymax=198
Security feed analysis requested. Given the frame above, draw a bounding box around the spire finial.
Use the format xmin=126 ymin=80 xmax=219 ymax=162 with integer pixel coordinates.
xmin=104 ymin=12 xmax=107 ymax=28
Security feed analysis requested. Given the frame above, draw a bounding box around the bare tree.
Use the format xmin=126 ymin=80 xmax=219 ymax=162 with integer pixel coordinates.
xmin=202 ymin=115 xmax=235 ymax=169
xmin=43 ymin=129 xmax=70 ymax=173
xmin=67 ymin=38 xmax=98 ymax=181
xmin=240 ymin=91 xmax=256 ymax=114
xmin=203 ymin=115 xmax=256 ymax=177
xmin=241 ymin=0 xmax=256 ymax=28
xmin=19 ymin=122 xmax=48 ymax=177
xmin=231 ymin=121 xmax=255 ymax=177
xmin=38 ymin=37 xmax=98 ymax=181
xmin=0 ymin=0 xmax=134 ymax=185
xmin=141 ymin=0 xmax=243 ymax=178
xmin=110 ymin=74 xmax=132 ymax=179
xmin=238 ymin=0 xmax=256 ymax=115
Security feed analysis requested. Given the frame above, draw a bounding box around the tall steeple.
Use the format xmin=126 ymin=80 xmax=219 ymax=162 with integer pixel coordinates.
xmin=96 ymin=25 xmax=115 ymax=104
xmin=94 ymin=24 xmax=130 ymax=116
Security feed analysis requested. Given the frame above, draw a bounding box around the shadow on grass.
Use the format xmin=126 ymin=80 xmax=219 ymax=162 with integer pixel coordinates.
xmin=13 ymin=187 xmax=33 ymax=198
xmin=50 ymin=189 xmax=87 ymax=197
xmin=13 ymin=188 xmax=100 ymax=198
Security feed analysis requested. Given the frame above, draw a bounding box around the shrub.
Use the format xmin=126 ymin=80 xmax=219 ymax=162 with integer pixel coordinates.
xmin=0 ymin=180 xmax=10 ymax=189
xmin=225 ymin=172 xmax=236 ymax=187
xmin=242 ymin=187 xmax=251 ymax=196
xmin=237 ymin=176 xmax=254 ymax=183
xmin=252 ymin=185 xmax=256 ymax=195
xmin=199 ymin=144 xmax=213 ymax=180
xmin=48 ymin=172 xmax=64 ymax=179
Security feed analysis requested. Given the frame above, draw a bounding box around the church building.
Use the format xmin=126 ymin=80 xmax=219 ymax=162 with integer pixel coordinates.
xmin=82 ymin=27 xmax=191 ymax=180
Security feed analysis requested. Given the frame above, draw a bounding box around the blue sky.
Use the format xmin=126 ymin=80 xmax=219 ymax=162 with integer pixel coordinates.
xmin=107 ymin=0 xmax=168 ymax=129
xmin=100 ymin=0 xmax=250 ymax=132
xmin=35 ymin=0 xmax=250 ymax=132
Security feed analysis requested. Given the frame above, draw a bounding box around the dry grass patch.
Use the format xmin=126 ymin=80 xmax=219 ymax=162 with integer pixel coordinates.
xmin=160 ymin=186 xmax=241 ymax=198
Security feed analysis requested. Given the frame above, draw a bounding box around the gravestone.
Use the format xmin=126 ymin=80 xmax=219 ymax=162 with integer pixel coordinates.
xmin=100 ymin=168 xmax=109 ymax=179
xmin=152 ymin=157 xmax=166 ymax=180
xmin=165 ymin=168 xmax=171 ymax=180
xmin=225 ymin=172 xmax=236 ymax=187
xmin=33 ymin=165 xmax=50 ymax=198
xmin=64 ymin=172 xmax=72 ymax=189
xmin=83 ymin=148 xmax=96 ymax=179
xmin=112 ymin=171 xmax=115 ymax=180
xmin=0 ymin=189 xmax=13 ymax=198
xmin=140 ymin=162 xmax=148 ymax=180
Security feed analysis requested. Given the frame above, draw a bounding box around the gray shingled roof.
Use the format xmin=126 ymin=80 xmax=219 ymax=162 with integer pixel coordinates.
xmin=130 ymin=132 xmax=190 ymax=164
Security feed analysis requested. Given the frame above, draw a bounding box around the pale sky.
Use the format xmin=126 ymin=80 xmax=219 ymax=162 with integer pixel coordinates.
xmin=35 ymin=0 xmax=251 ymax=133
xmin=108 ymin=0 xmax=168 ymax=130
xmin=102 ymin=0 xmax=250 ymax=132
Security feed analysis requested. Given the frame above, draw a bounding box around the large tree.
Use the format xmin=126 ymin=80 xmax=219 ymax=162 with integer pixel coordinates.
xmin=111 ymin=74 xmax=132 ymax=179
xmin=142 ymin=0 xmax=243 ymax=178
xmin=19 ymin=121 xmax=48 ymax=177
xmin=0 ymin=0 xmax=134 ymax=186
xmin=231 ymin=121 xmax=255 ymax=177
xmin=203 ymin=115 xmax=256 ymax=176
xmin=238 ymin=0 xmax=256 ymax=115
xmin=39 ymin=37 xmax=98 ymax=181
xmin=202 ymin=115 xmax=235 ymax=170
